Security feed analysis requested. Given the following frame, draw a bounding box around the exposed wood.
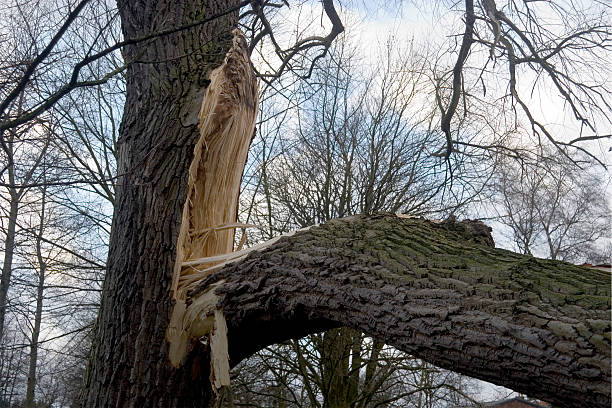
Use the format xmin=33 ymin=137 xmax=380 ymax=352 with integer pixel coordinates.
xmin=167 ymin=28 xmax=258 ymax=381
xmin=81 ymin=1 xmax=243 ymax=406
xmin=210 ymin=309 xmax=230 ymax=389
xmin=82 ymin=1 xmax=610 ymax=407
xmin=172 ymin=29 xmax=258 ymax=298
xmin=179 ymin=214 xmax=610 ymax=408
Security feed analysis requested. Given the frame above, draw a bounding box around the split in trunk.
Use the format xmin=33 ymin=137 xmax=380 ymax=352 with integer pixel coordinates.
xmin=165 ymin=28 xmax=258 ymax=388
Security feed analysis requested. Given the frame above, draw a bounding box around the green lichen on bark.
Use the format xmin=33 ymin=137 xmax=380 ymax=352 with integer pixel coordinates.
xmin=343 ymin=215 xmax=609 ymax=314
xmin=188 ymin=213 xmax=609 ymax=408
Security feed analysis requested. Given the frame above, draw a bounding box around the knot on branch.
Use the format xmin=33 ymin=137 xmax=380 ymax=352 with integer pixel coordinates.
xmin=442 ymin=218 xmax=495 ymax=248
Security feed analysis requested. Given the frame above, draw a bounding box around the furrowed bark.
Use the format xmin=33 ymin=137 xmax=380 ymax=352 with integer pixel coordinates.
xmin=82 ymin=1 xmax=609 ymax=406
xmin=184 ymin=214 xmax=610 ymax=408
xmin=81 ymin=1 xmax=244 ymax=406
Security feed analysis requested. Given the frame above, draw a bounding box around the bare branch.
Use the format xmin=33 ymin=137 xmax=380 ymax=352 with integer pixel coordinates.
xmin=440 ymin=0 xmax=475 ymax=161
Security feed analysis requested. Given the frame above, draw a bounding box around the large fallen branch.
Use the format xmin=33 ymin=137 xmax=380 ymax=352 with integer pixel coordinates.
xmin=177 ymin=214 xmax=610 ymax=408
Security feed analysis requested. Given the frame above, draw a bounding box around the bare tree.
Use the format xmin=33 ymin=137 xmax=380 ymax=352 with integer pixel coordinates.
xmin=0 ymin=3 xmax=120 ymax=402
xmin=0 ymin=118 xmax=50 ymax=343
xmin=0 ymin=85 xmax=111 ymax=407
xmin=0 ymin=329 xmax=27 ymax=406
xmin=0 ymin=0 xmax=118 ymax=342
xmin=434 ymin=0 xmax=610 ymax=163
xmin=491 ymin=153 xmax=609 ymax=262
xmin=82 ymin=1 xmax=608 ymax=406
xmin=233 ymin=33 xmax=487 ymax=408
xmin=229 ymin=333 xmax=483 ymax=407
xmin=0 ymin=143 xmax=103 ymax=407
xmin=23 ymin=172 xmax=49 ymax=408
xmin=242 ymin=33 xmax=478 ymax=235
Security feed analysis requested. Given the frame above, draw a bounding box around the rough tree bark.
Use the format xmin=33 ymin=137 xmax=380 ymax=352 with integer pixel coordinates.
xmin=81 ymin=1 xmax=242 ymax=406
xmin=82 ymin=1 xmax=610 ymax=407
xmin=188 ymin=215 xmax=610 ymax=408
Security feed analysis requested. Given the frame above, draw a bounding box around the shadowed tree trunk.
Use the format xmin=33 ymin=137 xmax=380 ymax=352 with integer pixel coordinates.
xmin=82 ymin=2 xmax=610 ymax=407
xmin=24 ymin=184 xmax=48 ymax=408
xmin=1 ymin=121 xmax=49 ymax=342
xmin=81 ymin=0 xmax=242 ymax=406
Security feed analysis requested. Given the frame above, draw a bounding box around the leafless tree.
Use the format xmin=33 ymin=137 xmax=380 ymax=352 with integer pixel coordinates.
xmin=433 ymin=0 xmax=610 ymax=163
xmin=231 ymin=33 xmax=502 ymax=408
xmin=0 ymin=3 xmax=119 ymax=402
xmin=0 ymin=117 xmax=51 ymax=343
xmin=0 ymin=140 xmax=104 ymax=406
xmin=491 ymin=153 xmax=609 ymax=262
xmin=241 ymin=33 xmax=490 ymax=240
xmin=0 ymin=0 xmax=115 ymax=341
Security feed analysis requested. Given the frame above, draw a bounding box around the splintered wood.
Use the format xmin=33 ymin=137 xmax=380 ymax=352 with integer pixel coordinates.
xmin=167 ymin=29 xmax=258 ymax=374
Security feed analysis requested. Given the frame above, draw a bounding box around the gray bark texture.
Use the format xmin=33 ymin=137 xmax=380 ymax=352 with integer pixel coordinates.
xmin=81 ymin=0 xmax=240 ymax=406
xmin=192 ymin=215 xmax=610 ymax=408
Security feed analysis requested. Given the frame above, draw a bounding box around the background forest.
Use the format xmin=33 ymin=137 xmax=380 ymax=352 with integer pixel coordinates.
xmin=0 ymin=0 xmax=609 ymax=407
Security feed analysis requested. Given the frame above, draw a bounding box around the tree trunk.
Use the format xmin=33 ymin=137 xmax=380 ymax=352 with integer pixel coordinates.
xmin=1 ymin=102 xmax=49 ymax=343
xmin=0 ymin=194 xmax=17 ymax=343
xmin=320 ymin=327 xmax=352 ymax=408
xmin=184 ymin=214 xmax=610 ymax=408
xmin=25 ymin=187 xmax=47 ymax=408
xmin=81 ymin=1 xmax=242 ymax=406
xmin=359 ymin=339 xmax=384 ymax=408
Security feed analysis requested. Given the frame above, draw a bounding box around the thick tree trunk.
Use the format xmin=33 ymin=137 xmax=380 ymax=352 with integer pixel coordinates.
xmin=184 ymin=214 xmax=610 ymax=408
xmin=81 ymin=1 xmax=242 ymax=406
xmin=314 ymin=327 xmax=368 ymax=408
